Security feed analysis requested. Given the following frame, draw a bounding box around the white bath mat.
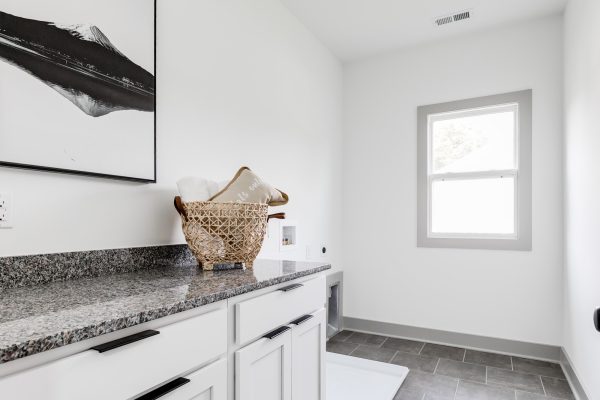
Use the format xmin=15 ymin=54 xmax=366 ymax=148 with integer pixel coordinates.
xmin=326 ymin=352 xmax=409 ymax=400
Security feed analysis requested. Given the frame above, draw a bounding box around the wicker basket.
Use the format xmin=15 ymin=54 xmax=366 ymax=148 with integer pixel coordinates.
xmin=174 ymin=197 xmax=271 ymax=270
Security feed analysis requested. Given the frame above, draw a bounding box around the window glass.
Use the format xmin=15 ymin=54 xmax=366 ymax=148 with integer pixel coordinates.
xmin=431 ymin=177 xmax=515 ymax=235
xmin=431 ymin=108 xmax=516 ymax=174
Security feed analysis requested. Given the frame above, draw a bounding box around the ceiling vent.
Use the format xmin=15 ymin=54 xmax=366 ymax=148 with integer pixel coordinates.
xmin=435 ymin=10 xmax=472 ymax=27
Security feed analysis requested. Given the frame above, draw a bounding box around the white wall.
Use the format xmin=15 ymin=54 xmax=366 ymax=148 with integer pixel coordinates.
xmin=342 ymin=16 xmax=564 ymax=345
xmin=0 ymin=0 xmax=343 ymax=267
xmin=563 ymin=0 xmax=600 ymax=397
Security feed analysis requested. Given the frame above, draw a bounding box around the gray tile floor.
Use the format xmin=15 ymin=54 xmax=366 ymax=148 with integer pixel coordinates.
xmin=327 ymin=330 xmax=575 ymax=400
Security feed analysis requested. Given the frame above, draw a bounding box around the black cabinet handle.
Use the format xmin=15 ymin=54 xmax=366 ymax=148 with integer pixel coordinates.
xmin=135 ymin=377 xmax=190 ymax=400
xmin=263 ymin=326 xmax=291 ymax=340
xmin=278 ymin=283 xmax=303 ymax=292
xmin=91 ymin=330 xmax=159 ymax=353
xmin=290 ymin=314 xmax=314 ymax=326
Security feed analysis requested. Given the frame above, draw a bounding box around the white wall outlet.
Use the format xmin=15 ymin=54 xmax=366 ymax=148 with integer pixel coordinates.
xmin=0 ymin=192 xmax=13 ymax=229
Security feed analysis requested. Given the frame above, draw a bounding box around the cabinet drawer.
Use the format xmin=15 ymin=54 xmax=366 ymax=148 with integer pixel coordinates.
xmin=147 ymin=358 xmax=227 ymax=400
xmin=235 ymin=276 xmax=325 ymax=344
xmin=0 ymin=307 xmax=227 ymax=400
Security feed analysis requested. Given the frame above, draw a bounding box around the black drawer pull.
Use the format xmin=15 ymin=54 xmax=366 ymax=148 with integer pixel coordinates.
xmin=263 ymin=325 xmax=291 ymax=340
xmin=278 ymin=283 xmax=303 ymax=292
xmin=290 ymin=314 xmax=314 ymax=326
xmin=135 ymin=377 xmax=190 ymax=400
xmin=91 ymin=330 xmax=159 ymax=353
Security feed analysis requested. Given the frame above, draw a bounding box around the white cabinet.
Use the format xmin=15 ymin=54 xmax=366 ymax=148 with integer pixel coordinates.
xmin=234 ymin=308 xmax=326 ymax=400
xmin=291 ymin=308 xmax=326 ymax=400
xmin=235 ymin=327 xmax=292 ymax=400
xmin=158 ymin=358 xmax=227 ymax=400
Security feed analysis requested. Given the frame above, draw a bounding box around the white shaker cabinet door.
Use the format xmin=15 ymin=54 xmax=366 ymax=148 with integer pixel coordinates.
xmin=235 ymin=327 xmax=292 ymax=400
xmin=158 ymin=358 xmax=227 ymax=400
xmin=291 ymin=308 xmax=326 ymax=400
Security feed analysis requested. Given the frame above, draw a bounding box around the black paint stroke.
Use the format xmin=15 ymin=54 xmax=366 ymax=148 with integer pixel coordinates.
xmin=0 ymin=11 xmax=155 ymax=117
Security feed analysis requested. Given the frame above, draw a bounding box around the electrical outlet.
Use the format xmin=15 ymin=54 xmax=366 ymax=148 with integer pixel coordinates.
xmin=0 ymin=192 xmax=13 ymax=229
xmin=321 ymin=245 xmax=327 ymax=258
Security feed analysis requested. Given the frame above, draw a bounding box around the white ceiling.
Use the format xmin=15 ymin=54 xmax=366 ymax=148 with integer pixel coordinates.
xmin=280 ymin=0 xmax=568 ymax=61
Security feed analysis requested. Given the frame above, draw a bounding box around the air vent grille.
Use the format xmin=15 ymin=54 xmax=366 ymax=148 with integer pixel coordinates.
xmin=435 ymin=16 xmax=454 ymax=26
xmin=453 ymin=11 xmax=470 ymax=22
xmin=435 ymin=9 xmax=472 ymax=27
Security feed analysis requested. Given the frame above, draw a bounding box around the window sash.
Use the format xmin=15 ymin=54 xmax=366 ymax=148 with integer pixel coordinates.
xmin=427 ymin=170 xmax=519 ymax=240
xmin=427 ymin=103 xmax=520 ymax=175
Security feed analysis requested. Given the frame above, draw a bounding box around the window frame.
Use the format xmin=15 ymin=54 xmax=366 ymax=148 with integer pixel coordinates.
xmin=427 ymin=103 xmax=520 ymax=240
xmin=417 ymin=90 xmax=532 ymax=251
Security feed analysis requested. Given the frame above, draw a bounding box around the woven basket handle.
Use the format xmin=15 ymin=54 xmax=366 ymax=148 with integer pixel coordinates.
xmin=174 ymin=196 xmax=186 ymax=219
xmin=268 ymin=212 xmax=286 ymax=221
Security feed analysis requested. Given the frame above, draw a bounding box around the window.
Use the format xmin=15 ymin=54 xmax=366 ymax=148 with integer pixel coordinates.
xmin=417 ymin=90 xmax=532 ymax=250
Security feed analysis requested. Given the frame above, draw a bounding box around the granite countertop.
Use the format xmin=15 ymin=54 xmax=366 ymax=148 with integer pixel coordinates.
xmin=0 ymin=259 xmax=330 ymax=364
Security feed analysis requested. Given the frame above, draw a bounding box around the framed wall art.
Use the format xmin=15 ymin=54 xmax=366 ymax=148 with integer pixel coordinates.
xmin=0 ymin=0 xmax=156 ymax=182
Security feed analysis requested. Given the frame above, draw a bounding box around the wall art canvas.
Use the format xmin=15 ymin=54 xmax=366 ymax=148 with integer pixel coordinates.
xmin=0 ymin=0 xmax=156 ymax=182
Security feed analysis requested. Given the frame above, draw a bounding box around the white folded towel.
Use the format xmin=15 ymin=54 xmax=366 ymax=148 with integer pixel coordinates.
xmin=177 ymin=177 xmax=220 ymax=202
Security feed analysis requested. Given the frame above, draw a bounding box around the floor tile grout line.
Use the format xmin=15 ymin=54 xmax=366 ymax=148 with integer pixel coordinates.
xmin=437 ymin=357 xmax=493 ymax=370
xmin=462 ymin=348 xmax=466 ymax=362
xmin=342 ymin=331 xmax=354 ymax=343
xmin=347 ymin=344 xmax=359 ymax=357
xmin=418 ymin=341 xmax=426 ymax=354
xmin=380 ymin=336 xmax=389 ymax=349
xmin=477 ymin=377 xmax=546 ymax=396
xmin=389 ymin=350 xmax=399 ymax=364
xmin=540 ymin=375 xmax=547 ymax=396
xmin=432 ymin=357 xmax=441 ymax=375
xmin=488 ymin=365 xmax=561 ymax=381
xmin=510 ymin=356 xmax=514 ymax=371
xmin=452 ymin=378 xmax=460 ymax=400
xmin=537 ymin=373 xmax=569 ymax=380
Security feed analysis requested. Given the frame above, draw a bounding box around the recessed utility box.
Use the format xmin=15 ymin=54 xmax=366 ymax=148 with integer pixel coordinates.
xmin=279 ymin=220 xmax=297 ymax=252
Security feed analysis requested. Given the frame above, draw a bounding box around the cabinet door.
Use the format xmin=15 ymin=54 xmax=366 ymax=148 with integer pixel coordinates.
xmin=157 ymin=358 xmax=227 ymax=400
xmin=291 ymin=308 xmax=326 ymax=400
xmin=235 ymin=327 xmax=292 ymax=400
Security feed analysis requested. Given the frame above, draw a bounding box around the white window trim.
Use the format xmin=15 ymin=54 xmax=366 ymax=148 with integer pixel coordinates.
xmin=417 ymin=90 xmax=532 ymax=251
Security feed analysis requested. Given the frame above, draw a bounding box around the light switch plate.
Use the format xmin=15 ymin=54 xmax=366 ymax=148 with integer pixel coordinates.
xmin=0 ymin=192 xmax=13 ymax=229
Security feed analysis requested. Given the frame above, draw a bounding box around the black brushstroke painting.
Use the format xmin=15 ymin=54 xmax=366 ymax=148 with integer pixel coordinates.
xmin=0 ymin=11 xmax=155 ymax=117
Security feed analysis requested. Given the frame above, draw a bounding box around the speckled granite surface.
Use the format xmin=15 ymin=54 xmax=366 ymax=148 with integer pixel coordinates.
xmin=0 ymin=258 xmax=330 ymax=364
xmin=0 ymin=245 xmax=197 ymax=290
